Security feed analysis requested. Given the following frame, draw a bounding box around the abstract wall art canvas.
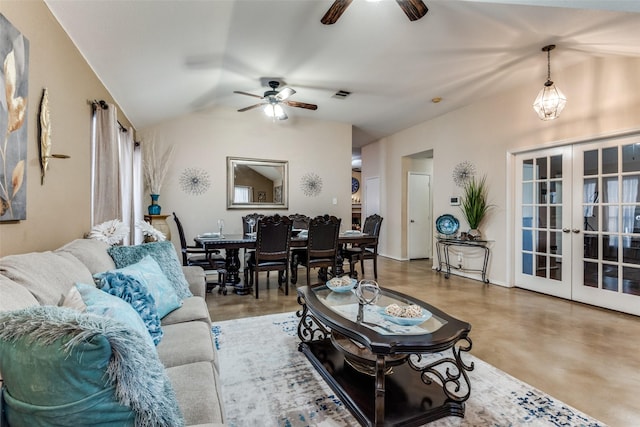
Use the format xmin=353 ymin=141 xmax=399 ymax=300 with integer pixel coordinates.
xmin=0 ymin=14 xmax=29 ymax=221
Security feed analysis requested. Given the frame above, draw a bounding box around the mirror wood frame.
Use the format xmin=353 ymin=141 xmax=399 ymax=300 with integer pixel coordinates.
xmin=227 ymin=156 xmax=289 ymax=209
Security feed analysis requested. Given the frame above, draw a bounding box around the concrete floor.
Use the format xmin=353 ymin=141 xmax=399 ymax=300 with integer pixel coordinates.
xmin=206 ymin=257 xmax=640 ymax=426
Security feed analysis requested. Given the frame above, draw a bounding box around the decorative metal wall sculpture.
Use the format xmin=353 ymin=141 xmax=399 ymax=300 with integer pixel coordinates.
xmin=300 ymin=172 xmax=322 ymax=197
xmin=0 ymin=14 xmax=29 ymax=221
xmin=179 ymin=167 xmax=211 ymax=195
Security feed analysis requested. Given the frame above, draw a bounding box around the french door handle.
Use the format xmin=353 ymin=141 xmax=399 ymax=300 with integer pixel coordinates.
xmin=572 ymin=229 xmax=581 ymax=234
xmin=562 ymin=228 xmax=571 ymax=233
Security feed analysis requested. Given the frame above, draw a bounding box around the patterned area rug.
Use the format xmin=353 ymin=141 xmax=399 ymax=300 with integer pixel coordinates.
xmin=212 ymin=312 xmax=605 ymax=427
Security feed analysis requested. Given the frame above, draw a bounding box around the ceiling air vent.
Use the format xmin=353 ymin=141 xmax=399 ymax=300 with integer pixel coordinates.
xmin=332 ymin=90 xmax=351 ymax=100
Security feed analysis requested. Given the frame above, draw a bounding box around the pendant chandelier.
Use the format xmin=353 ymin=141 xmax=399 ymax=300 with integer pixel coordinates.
xmin=533 ymin=44 xmax=567 ymax=121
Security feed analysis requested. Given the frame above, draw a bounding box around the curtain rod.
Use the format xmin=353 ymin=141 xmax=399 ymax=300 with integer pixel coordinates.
xmin=89 ymin=99 xmax=128 ymax=133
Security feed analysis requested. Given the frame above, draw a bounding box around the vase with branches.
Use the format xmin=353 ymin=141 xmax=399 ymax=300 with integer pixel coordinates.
xmin=143 ymin=143 xmax=174 ymax=215
xmin=460 ymin=175 xmax=492 ymax=239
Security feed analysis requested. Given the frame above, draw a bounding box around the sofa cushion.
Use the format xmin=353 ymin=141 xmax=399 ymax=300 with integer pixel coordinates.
xmin=108 ymin=242 xmax=193 ymax=299
xmin=95 ymin=255 xmax=182 ymax=318
xmin=166 ymin=361 xmax=224 ymax=426
xmin=0 ymin=306 xmax=184 ymax=427
xmin=55 ymin=239 xmax=116 ymax=275
xmin=182 ymin=266 xmax=206 ymax=298
xmin=74 ymin=283 xmax=156 ymax=350
xmin=0 ymin=251 xmax=94 ymax=305
xmin=157 ymin=321 xmax=215 ymax=369
xmin=94 ymin=272 xmax=163 ymax=346
xmin=0 ymin=275 xmax=38 ymax=312
xmin=161 ymin=296 xmax=210 ymax=326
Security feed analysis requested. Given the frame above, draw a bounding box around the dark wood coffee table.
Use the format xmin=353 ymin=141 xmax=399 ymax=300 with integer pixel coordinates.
xmin=296 ymin=285 xmax=473 ymax=427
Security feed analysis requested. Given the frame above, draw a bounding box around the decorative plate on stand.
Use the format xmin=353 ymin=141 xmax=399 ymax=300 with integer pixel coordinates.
xmin=435 ymin=214 xmax=460 ymax=236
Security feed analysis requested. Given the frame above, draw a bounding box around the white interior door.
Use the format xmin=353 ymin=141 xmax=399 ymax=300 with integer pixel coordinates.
xmin=408 ymin=172 xmax=431 ymax=259
xmin=515 ymin=146 xmax=573 ymax=299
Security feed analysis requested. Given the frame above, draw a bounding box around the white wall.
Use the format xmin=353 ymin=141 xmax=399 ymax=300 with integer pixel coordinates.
xmin=362 ymin=56 xmax=640 ymax=286
xmin=138 ymin=106 xmax=353 ymax=247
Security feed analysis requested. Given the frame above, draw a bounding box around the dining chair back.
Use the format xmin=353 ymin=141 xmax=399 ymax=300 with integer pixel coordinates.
xmin=173 ymin=212 xmax=227 ymax=294
xmin=242 ymin=213 xmax=264 ymax=234
xmin=246 ymin=214 xmax=293 ymax=299
xmin=300 ymin=215 xmax=342 ymax=285
xmin=289 ymin=213 xmax=311 ymax=230
xmin=346 ymin=214 xmax=383 ymax=278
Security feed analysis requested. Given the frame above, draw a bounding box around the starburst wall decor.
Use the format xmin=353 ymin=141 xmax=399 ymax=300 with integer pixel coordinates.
xmin=300 ymin=172 xmax=322 ymax=197
xmin=179 ymin=167 xmax=210 ymax=195
xmin=453 ymin=161 xmax=476 ymax=187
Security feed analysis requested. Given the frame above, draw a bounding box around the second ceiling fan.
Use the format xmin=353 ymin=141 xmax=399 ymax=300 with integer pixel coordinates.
xmin=234 ymin=81 xmax=318 ymax=121
xmin=321 ymin=0 xmax=428 ymax=25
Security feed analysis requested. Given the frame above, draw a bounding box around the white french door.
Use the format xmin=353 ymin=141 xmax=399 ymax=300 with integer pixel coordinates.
xmin=515 ymin=135 xmax=640 ymax=316
xmin=572 ymin=137 xmax=640 ymax=314
xmin=515 ymin=146 xmax=573 ymax=299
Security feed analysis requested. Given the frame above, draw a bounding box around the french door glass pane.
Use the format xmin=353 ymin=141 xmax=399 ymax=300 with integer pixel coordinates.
xmin=602 ymin=147 xmax=618 ymax=174
xmin=550 ymin=181 xmax=562 ymax=203
xmin=537 ymin=157 xmax=548 ymax=179
xmin=550 ymin=207 xmax=562 ymax=229
xmin=602 ymin=177 xmax=618 ymax=203
xmin=584 ymin=150 xmax=598 ymax=176
xmin=550 ymin=256 xmax=562 ymax=280
xmin=584 ymin=261 xmax=598 ymax=287
xmin=623 ymin=236 xmax=640 ymax=264
xmin=622 ymin=266 xmax=640 ymax=295
xmin=522 ymin=183 xmax=533 ymax=204
xmin=603 ymin=206 xmax=618 ymax=232
xmin=523 ymin=253 xmax=533 ymax=275
xmin=622 ymin=143 xmax=640 ymax=172
xmin=550 ymin=155 xmax=562 ymax=178
xmin=622 ymin=175 xmax=640 ymax=203
xmin=602 ymin=235 xmax=618 ymax=262
xmin=602 ymin=264 xmax=619 ymax=291
xmin=537 ymin=230 xmax=547 ymax=252
xmin=523 ymin=159 xmax=534 ymax=180
xmin=538 ymin=206 xmax=547 ymax=228
xmin=536 ymin=255 xmax=546 ymax=277
xmin=550 ymin=231 xmax=562 ymax=255
xmin=584 ymin=234 xmax=598 ymax=259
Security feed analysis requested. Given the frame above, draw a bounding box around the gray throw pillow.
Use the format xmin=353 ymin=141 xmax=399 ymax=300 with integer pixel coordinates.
xmin=107 ymin=242 xmax=193 ymax=299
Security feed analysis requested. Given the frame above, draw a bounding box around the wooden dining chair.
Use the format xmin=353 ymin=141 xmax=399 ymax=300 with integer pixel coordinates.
xmin=344 ymin=214 xmax=383 ymax=279
xmin=297 ymin=215 xmax=342 ymax=285
xmin=245 ymin=215 xmax=293 ymax=299
xmin=173 ymin=212 xmax=227 ymax=294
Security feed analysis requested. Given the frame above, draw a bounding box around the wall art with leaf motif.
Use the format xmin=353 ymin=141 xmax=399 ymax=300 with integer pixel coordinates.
xmin=0 ymin=14 xmax=29 ymax=221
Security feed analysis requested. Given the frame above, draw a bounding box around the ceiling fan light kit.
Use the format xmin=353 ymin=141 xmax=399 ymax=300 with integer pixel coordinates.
xmin=234 ymin=80 xmax=317 ymax=121
xmin=533 ymin=44 xmax=567 ymax=121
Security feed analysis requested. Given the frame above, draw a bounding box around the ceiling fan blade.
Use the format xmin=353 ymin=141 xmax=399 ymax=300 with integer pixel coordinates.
xmin=284 ymin=100 xmax=318 ymax=111
xmin=321 ymin=0 xmax=353 ymax=25
xmin=233 ymin=90 xmax=264 ymax=99
xmin=276 ymin=87 xmax=296 ymax=101
xmin=238 ymin=103 xmax=266 ymax=112
xmin=396 ymin=0 xmax=428 ymax=21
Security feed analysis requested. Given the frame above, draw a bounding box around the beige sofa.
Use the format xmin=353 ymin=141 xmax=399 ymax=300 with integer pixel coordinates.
xmin=0 ymin=239 xmax=225 ymax=427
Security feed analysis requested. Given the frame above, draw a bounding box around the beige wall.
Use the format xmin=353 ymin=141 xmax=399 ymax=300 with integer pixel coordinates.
xmin=362 ymin=56 xmax=640 ymax=285
xmin=137 ymin=107 xmax=352 ymax=247
xmin=0 ymin=1 xmax=132 ymax=257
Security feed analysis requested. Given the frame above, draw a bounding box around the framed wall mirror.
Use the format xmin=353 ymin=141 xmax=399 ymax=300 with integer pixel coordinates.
xmin=227 ymin=157 xmax=288 ymax=209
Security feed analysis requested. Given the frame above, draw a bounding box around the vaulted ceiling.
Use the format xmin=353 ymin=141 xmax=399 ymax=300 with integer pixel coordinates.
xmin=45 ymin=0 xmax=640 ymax=151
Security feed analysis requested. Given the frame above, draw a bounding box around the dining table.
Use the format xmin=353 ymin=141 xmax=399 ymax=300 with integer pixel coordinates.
xmin=194 ymin=232 xmax=377 ymax=295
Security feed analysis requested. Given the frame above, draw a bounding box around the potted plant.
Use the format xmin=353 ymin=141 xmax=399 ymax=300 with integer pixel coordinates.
xmin=460 ymin=175 xmax=492 ymax=239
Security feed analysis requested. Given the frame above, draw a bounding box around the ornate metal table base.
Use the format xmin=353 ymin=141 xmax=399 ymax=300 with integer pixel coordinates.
xmin=296 ymin=299 xmax=474 ymax=427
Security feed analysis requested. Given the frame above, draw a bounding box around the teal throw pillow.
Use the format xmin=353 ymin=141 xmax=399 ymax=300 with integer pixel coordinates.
xmin=94 ymin=255 xmax=182 ymax=318
xmin=108 ymin=242 xmax=193 ymax=299
xmin=0 ymin=306 xmax=184 ymax=427
xmin=96 ymin=272 xmax=163 ymax=346
xmin=75 ymin=283 xmax=155 ymax=350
